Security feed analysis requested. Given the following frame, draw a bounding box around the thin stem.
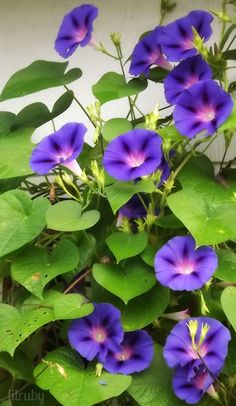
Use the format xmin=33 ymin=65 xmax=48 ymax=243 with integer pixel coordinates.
xmin=64 ymin=85 xmax=95 ymax=128
xmin=137 ymin=192 xmax=148 ymax=212
xmin=202 ymin=133 xmax=219 ymax=153
xmin=51 ymin=119 xmax=56 ymax=132
xmin=63 ymin=268 xmax=92 ymax=294
xmin=225 ymin=34 xmax=236 ymax=52
xmin=219 ymin=142 xmax=230 ymax=173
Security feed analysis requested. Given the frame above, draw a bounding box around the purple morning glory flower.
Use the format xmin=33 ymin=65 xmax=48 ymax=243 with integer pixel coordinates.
xmin=103 ymin=129 xmax=163 ymax=181
xmin=154 ymin=236 xmax=218 ymax=291
xmin=30 ymin=123 xmax=86 ymax=176
xmin=129 ymin=27 xmax=172 ymax=77
xmin=173 ymin=365 xmax=214 ymax=404
xmin=119 ymin=194 xmax=148 ymax=219
xmin=55 ymin=4 xmax=98 ymax=58
xmin=164 ymin=55 xmax=212 ymax=104
xmin=68 ymin=303 xmax=124 ymax=362
xmin=159 ymin=10 xmax=213 ymax=62
xmin=163 ymin=317 xmax=231 ymax=378
xmin=173 ymin=80 xmax=234 ymax=138
xmin=103 ymin=330 xmax=154 ymax=375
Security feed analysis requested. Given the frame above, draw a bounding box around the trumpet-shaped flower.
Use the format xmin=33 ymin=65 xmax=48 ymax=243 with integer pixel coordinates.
xmin=173 ymin=80 xmax=233 ymax=138
xmin=103 ymin=129 xmax=163 ymax=181
xmin=129 ymin=27 xmax=172 ymax=76
xmin=30 ymin=123 xmax=87 ymax=176
xmin=159 ymin=10 xmax=213 ymax=62
xmin=164 ymin=55 xmax=212 ymax=104
xmin=103 ymin=330 xmax=154 ymax=374
xmin=55 ymin=4 xmax=98 ymax=58
xmin=155 ymin=236 xmax=218 ymax=291
xmin=68 ymin=303 xmax=124 ymax=362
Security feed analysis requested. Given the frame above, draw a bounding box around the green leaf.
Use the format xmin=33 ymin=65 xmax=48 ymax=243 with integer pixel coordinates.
xmin=34 ymin=347 xmax=132 ymax=406
xmin=214 ymin=249 xmax=236 ymax=282
xmin=105 ymin=179 xmax=156 ymax=213
xmin=156 ymin=213 xmax=184 ymax=229
xmin=106 ymin=231 xmax=148 ymax=262
xmin=78 ymin=143 xmax=103 ymax=169
xmin=102 ymin=118 xmax=132 ymax=142
xmin=0 ymin=351 xmax=33 ymax=381
xmin=92 ymin=72 xmax=147 ymax=104
xmin=223 ymin=49 xmax=236 ymax=60
xmin=46 ymin=200 xmax=100 ymax=231
xmin=0 ymin=290 xmax=61 ymax=355
xmin=11 ymin=240 xmax=79 ymax=299
xmin=51 ymin=90 xmax=74 ymax=118
xmin=0 ymin=60 xmax=82 ymax=101
xmin=77 ymin=233 xmax=97 ymax=272
xmin=219 ymin=100 xmax=236 ymax=132
xmin=128 ymin=344 xmax=186 ymax=406
xmin=11 ymin=103 xmax=50 ymax=131
xmin=53 ymin=294 xmax=94 ymax=319
xmin=158 ymin=125 xmax=184 ymax=143
xmin=167 ymin=189 xmax=236 ymax=246
xmin=0 ymin=111 xmax=16 ymax=135
xmin=147 ymin=67 xmax=168 ymax=83
xmin=221 ymin=287 xmax=236 ymax=331
xmin=0 ymin=128 xmax=34 ymax=179
xmin=0 ymin=190 xmax=49 ymax=258
xmin=141 ymin=245 xmax=158 ymax=267
xmin=0 ymin=177 xmax=25 ymax=194
xmin=92 ymin=259 xmax=156 ymax=304
xmin=220 ymin=24 xmax=236 ymax=50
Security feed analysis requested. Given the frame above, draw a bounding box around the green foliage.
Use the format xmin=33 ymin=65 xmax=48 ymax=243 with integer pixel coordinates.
xmin=106 ymin=231 xmax=148 ymax=262
xmin=34 ymin=347 xmax=132 ymax=406
xmin=11 ymin=240 xmax=80 ymax=298
xmin=46 ymin=200 xmax=100 ymax=231
xmin=102 ymin=118 xmax=132 ymax=141
xmin=0 ymin=61 xmax=81 ymax=100
xmin=221 ymin=287 xmax=236 ymax=331
xmin=53 ymin=294 xmax=94 ymax=320
xmin=214 ymin=249 xmax=236 ymax=282
xmin=92 ymin=72 xmax=148 ymax=104
xmin=92 ymin=259 xmax=156 ymax=304
xmin=0 ymin=190 xmax=49 ymax=258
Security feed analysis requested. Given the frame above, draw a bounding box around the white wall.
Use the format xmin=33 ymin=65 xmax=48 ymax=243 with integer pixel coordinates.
xmin=0 ymin=0 xmax=235 ymax=162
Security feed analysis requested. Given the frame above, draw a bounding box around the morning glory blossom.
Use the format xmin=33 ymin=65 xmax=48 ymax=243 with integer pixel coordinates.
xmin=103 ymin=330 xmax=154 ymax=374
xmin=154 ymin=236 xmax=218 ymax=291
xmin=159 ymin=10 xmax=213 ymax=62
xmin=55 ymin=4 xmax=98 ymax=58
xmin=164 ymin=55 xmax=212 ymax=104
xmin=173 ymin=80 xmax=234 ymax=138
xmin=68 ymin=303 xmax=124 ymax=362
xmin=129 ymin=27 xmax=172 ymax=76
xmin=30 ymin=123 xmax=86 ymax=176
xmin=103 ymin=129 xmax=163 ymax=181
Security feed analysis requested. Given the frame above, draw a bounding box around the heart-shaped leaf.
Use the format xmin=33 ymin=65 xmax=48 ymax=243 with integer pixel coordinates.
xmin=0 ymin=60 xmax=82 ymax=101
xmin=34 ymin=347 xmax=132 ymax=406
xmin=11 ymin=240 xmax=80 ymax=298
xmin=92 ymin=72 xmax=147 ymax=105
xmin=0 ymin=190 xmax=49 ymax=258
xmin=214 ymin=249 xmax=236 ymax=282
xmin=102 ymin=118 xmax=132 ymax=142
xmin=106 ymin=231 xmax=148 ymax=262
xmin=92 ymin=259 xmax=156 ymax=304
xmin=53 ymin=294 xmax=94 ymax=320
xmin=46 ymin=200 xmax=100 ymax=231
xmin=221 ymin=287 xmax=236 ymax=332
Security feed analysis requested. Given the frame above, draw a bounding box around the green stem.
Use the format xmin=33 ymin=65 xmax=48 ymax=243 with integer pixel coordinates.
xmin=64 ymin=85 xmax=95 ymax=128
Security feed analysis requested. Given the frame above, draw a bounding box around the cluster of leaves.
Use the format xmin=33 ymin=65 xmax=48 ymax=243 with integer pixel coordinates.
xmin=0 ymin=3 xmax=236 ymax=406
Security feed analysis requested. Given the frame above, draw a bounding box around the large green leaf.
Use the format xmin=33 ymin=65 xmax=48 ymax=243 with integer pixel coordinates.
xmin=53 ymin=294 xmax=94 ymax=320
xmin=92 ymin=259 xmax=156 ymax=304
xmin=102 ymin=118 xmax=132 ymax=142
xmin=0 ymin=351 xmax=33 ymax=381
xmin=46 ymin=200 xmax=100 ymax=231
xmin=214 ymin=249 xmax=236 ymax=282
xmin=105 ymin=179 xmax=156 ymax=213
xmin=0 ymin=112 xmax=16 ymax=135
xmin=0 ymin=60 xmax=82 ymax=101
xmin=0 ymin=128 xmax=34 ymax=179
xmin=128 ymin=344 xmax=185 ymax=406
xmin=106 ymin=231 xmax=148 ymax=262
xmin=11 ymin=240 xmax=80 ymax=299
xmin=0 ymin=190 xmax=49 ymax=258
xmin=221 ymin=287 xmax=236 ymax=331
xmin=34 ymin=347 xmax=132 ymax=406
xmin=92 ymin=72 xmax=147 ymax=104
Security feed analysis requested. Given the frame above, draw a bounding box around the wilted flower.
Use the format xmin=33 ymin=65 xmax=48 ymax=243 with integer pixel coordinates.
xmin=164 ymin=55 xmax=212 ymax=104
xmin=163 ymin=317 xmax=231 ymax=377
xmin=30 ymin=123 xmax=86 ymax=176
xmin=103 ymin=129 xmax=163 ymax=181
xmin=68 ymin=303 xmax=124 ymax=362
xmin=103 ymin=330 xmax=154 ymax=374
xmin=129 ymin=27 xmax=172 ymax=76
xmin=55 ymin=4 xmax=98 ymax=58
xmin=154 ymin=236 xmax=218 ymax=291
xmin=173 ymin=80 xmax=233 ymax=138
xmin=159 ymin=10 xmax=213 ymax=61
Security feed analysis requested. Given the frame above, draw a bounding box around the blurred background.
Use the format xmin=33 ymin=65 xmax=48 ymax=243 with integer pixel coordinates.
xmin=0 ymin=0 xmax=235 ymax=163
